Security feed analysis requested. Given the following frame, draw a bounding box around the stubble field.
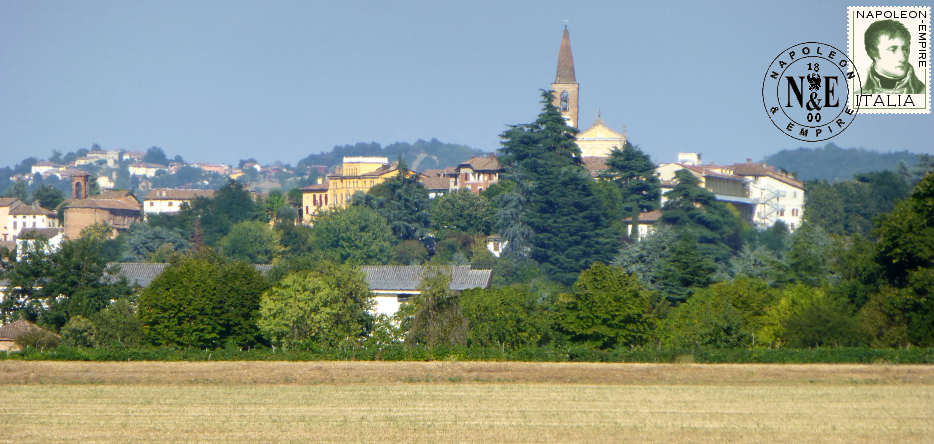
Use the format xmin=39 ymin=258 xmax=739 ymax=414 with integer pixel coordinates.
xmin=0 ymin=361 xmax=931 ymax=443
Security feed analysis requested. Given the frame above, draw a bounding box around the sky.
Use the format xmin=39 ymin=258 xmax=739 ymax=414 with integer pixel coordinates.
xmin=1 ymin=0 xmax=931 ymax=167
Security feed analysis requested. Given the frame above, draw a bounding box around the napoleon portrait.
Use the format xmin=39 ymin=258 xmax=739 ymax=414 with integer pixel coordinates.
xmin=859 ymin=19 xmax=925 ymax=94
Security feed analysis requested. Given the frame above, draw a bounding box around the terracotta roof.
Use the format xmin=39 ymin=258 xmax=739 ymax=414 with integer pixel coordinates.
xmin=726 ymin=163 xmax=805 ymax=188
xmin=361 ymin=164 xmax=399 ymax=177
xmin=143 ymin=188 xmax=215 ymax=201
xmin=0 ymin=198 xmax=22 ymax=208
xmin=9 ymin=204 xmax=55 ymax=216
xmin=555 ymin=27 xmax=576 ymax=84
xmin=361 ymin=265 xmax=492 ymax=292
xmin=63 ymin=191 xmax=141 ymax=211
xmin=460 ymin=156 xmax=501 ymax=171
xmin=420 ymin=169 xmax=451 ymax=191
xmin=0 ymin=240 xmax=16 ymax=251
xmin=582 ymin=157 xmax=608 ymax=172
xmin=17 ymin=227 xmax=63 ymax=239
xmin=0 ymin=320 xmax=58 ymax=340
xmin=300 ymin=180 xmax=330 ymax=192
xmin=33 ymin=161 xmax=60 ymax=167
xmin=622 ymin=209 xmax=663 ymax=224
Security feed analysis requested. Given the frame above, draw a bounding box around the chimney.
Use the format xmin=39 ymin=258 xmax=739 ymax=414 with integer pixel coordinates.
xmin=746 ymin=158 xmax=752 ymax=163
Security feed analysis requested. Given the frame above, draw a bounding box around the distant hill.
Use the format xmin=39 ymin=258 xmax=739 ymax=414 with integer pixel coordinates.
xmin=296 ymin=139 xmax=487 ymax=173
xmin=762 ymin=143 xmax=919 ymax=182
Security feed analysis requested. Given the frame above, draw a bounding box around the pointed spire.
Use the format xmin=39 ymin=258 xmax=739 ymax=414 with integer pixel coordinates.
xmin=555 ymin=27 xmax=576 ymax=84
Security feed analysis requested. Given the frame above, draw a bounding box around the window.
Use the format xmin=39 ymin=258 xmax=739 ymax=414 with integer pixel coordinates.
xmin=478 ymin=187 xmax=483 ymax=193
xmin=560 ymin=91 xmax=570 ymax=111
xmin=779 ymin=209 xmax=785 ymax=217
xmin=32 ymin=222 xmax=36 ymax=228
xmin=493 ymin=242 xmax=500 ymax=252
xmin=168 ymin=201 xmax=173 ymax=207
xmin=792 ymin=208 xmax=798 ymax=217
xmin=12 ymin=221 xmax=16 ymax=229
xmin=149 ymin=202 xmax=154 ymax=206
xmin=791 ymin=223 xmax=796 ymax=230
xmin=793 ymin=191 xmax=797 ymax=198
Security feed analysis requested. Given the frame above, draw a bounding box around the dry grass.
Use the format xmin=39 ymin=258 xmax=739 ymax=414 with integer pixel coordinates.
xmin=0 ymin=362 xmax=932 ymax=443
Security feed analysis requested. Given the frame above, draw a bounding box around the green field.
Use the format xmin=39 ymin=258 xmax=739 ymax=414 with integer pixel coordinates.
xmin=0 ymin=361 xmax=931 ymax=443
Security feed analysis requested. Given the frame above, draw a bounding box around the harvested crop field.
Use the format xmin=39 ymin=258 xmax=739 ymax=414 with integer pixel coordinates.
xmin=0 ymin=361 xmax=932 ymax=443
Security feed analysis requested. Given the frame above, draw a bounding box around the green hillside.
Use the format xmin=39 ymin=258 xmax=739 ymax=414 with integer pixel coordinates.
xmin=296 ymin=139 xmax=487 ymax=173
xmin=762 ymin=143 xmax=919 ymax=182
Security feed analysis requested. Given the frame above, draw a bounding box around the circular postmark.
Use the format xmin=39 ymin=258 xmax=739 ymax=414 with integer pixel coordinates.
xmin=763 ymin=42 xmax=862 ymax=142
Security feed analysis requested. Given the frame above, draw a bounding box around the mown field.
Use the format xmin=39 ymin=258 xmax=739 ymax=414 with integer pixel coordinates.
xmin=0 ymin=361 xmax=932 ymax=443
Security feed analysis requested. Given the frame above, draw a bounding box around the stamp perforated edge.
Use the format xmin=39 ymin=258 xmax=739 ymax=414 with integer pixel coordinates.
xmin=848 ymin=6 xmax=931 ymax=114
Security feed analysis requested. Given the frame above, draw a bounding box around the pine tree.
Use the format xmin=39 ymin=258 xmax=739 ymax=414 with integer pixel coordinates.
xmin=661 ymin=169 xmax=743 ymax=262
xmin=602 ymin=142 xmax=662 ymax=228
xmin=497 ymin=90 xmax=620 ymax=286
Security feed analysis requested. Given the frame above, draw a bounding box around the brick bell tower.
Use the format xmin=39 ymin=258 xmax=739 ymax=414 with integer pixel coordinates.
xmin=551 ymin=26 xmax=579 ymax=128
xmin=72 ymin=171 xmax=90 ymax=199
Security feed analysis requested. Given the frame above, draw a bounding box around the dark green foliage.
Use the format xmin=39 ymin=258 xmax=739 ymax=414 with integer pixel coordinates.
xmin=393 ymin=240 xmax=429 ymax=265
xmin=311 ymin=206 xmax=395 ymax=265
xmin=602 ymin=142 xmax=662 ymax=220
xmin=121 ymin=223 xmax=190 ymax=262
xmin=148 ymin=180 xmax=263 ymax=246
xmin=763 ymin=143 xmax=919 ymax=182
xmin=296 ymin=139 xmax=485 ymax=173
xmin=1 ymin=236 xmax=133 ymax=331
xmin=804 ymin=170 xmax=911 ymax=236
xmin=782 ymin=295 xmax=867 ymax=347
xmin=661 ymin=278 xmax=776 ymax=348
xmin=142 ymin=146 xmax=170 ymax=166
xmin=60 ymin=316 xmax=97 ymax=348
xmin=31 ymin=185 xmax=64 ymax=210
xmin=654 ymin=232 xmax=716 ymax=303
xmin=871 ymin=172 xmax=934 ymax=345
xmin=139 ymin=250 xmax=270 ymax=348
xmin=497 ymin=90 xmax=620 ymax=286
xmin=406 ymin=271 xmax=469 ymax=348
xmin=275 ymin=220 xmax=314 ymax=257
xmin=661 ymin=169 xmax=743 ymax=262
xmin=14 ymin=328 xmax=60 ymax=351
xmin=787 ymin=222 xmax=836 ymax=285
xmin=461 ymin=285 xmax=550 ymax=349
xmin=92 ymin=299 xmax=144 ymax=348
xmin=5 ymin=344 xmax=932 ymax=364
xmin=431 ymin=188 xmax=494 ymax=235
xmin=258 ymin=264 xmax=374 ymax=349
xmin=554 ymin=263 xmax=653 ymax=349
xmin=353 ymin=167 xmax=433 ymax=241
xmin=219 ymin=220 xmax=281 ymax=264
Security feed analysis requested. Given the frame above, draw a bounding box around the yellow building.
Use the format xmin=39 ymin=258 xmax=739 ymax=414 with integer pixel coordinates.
xmin=551 ymin=27 xmax=627 ymax=158
xmin=300 ymin=157 xmax=415 ymax=223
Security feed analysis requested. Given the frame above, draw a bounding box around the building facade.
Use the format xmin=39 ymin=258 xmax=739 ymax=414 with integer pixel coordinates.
xmin=300 ymin=157 xmax=414 ymax=223
xmin=142 ymin=188 xmax=216 ymax=214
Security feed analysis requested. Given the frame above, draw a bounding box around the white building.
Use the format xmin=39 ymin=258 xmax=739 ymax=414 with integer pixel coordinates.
xmin=7 ymin=204 xmax=58 ymax=239
xmin=142 ymin=188 xmax=216 ymax=214
xmin=15 ymin=228 xmax=65 ymax=261
xmin=129 ymin=163 xmax=167 ymax=178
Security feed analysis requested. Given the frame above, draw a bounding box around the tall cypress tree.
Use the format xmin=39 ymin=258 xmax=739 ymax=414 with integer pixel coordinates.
xmin=497 ymin=90 xmax=620 ymax=286
xmin=602 ymin=142 xmax=661 ymax=236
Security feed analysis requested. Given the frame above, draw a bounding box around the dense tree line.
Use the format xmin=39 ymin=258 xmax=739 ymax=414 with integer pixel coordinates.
xmin=2 ymin=93 xmax=933 ymax=355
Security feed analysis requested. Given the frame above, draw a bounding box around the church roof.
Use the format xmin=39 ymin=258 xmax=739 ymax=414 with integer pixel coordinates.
xmin=555 ymin=27 xmax=576 ymax=84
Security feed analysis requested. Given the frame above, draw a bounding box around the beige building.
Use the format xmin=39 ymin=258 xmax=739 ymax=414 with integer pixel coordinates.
xmin=0 ymin=198 xmax=24 ymax=241
xmin=128 ymin=163 xmax=166 ymax=177
xmin=142 ymin=188 xmax=216 ymax=214
xmin=300 ymin=157 xmax=415 ymax=223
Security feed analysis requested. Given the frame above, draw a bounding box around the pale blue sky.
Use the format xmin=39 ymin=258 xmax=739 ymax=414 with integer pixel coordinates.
xmin=1 ymin=1 xmax=931 ymax=167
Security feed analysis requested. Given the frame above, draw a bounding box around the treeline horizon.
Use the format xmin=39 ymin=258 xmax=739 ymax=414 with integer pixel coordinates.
xmin=2 ymin=91 xmax=933 ymax=360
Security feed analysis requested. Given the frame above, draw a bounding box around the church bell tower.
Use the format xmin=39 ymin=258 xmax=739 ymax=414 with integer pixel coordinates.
xmin=551 ymin=27 xmax=579 ymax=128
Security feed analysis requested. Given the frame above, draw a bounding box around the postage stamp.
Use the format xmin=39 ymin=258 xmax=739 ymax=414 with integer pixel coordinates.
xmin=762 ymin=42 xmax=861 ymax=142
xmin=848 ymin=6 xmax=931 ymax=114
